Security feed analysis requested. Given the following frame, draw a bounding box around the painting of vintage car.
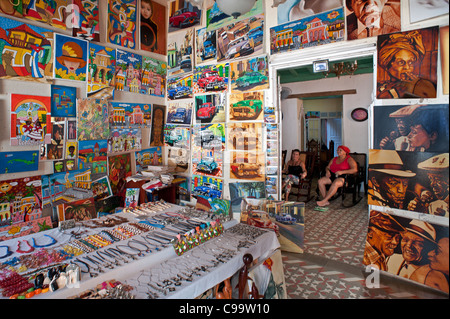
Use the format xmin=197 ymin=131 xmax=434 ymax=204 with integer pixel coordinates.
xmin=235 ymin=72 xmax=268 ymax=89
xmin=226 ymin=35 xmax=254 ymax=60
xmin=230 ymin=99 xmax=263 ymax=120
xmin=230 ymin=162 xmax=262 ymax=178
xmin=193 ymin=182 xmax=221 ymax=199
xmin=169 ymin=6 xmax=200 ymax=29
xmin=168 ymin=85 xmax=191 ymax=100
xmin=196 ymin=102 xmax=216 ymax=121
xmin=196 ymin=157 xmax=218 ymax=173
xmin=197 ymin=69 xmax=226 ymax=92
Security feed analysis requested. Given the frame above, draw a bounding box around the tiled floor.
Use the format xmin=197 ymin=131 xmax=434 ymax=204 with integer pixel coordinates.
xmin=281 ymin=193 xmax=448 ymax=299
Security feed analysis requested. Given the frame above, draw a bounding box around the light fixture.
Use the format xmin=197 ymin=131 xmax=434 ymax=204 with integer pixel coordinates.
xmin=324 ymin=60 xmax=358 ymax=79
xmin=215 ymin=0 xmax=257 ymax=19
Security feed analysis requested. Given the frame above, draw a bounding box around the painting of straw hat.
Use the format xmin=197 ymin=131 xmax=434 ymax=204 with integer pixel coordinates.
xmin=54 ymin=34 xmax=88 ymax=82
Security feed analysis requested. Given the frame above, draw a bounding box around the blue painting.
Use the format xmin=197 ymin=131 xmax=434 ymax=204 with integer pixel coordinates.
xmin=0 ymin=150 xmax=39 ymax=174
xmin=51 ymin=85 xmax=77 ymax=117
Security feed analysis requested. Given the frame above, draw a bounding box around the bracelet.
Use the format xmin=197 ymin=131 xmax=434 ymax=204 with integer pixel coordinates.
xmin=127 ymin=239 xmax=151 ymax=255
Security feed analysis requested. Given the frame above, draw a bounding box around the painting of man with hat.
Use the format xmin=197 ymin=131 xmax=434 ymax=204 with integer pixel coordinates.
xmin=54 ymin=34 xmax=88 ymax=82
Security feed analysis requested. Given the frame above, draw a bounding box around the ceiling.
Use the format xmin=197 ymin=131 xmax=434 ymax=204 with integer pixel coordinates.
xmin=277 ymin=56 xmax=374 ymax=85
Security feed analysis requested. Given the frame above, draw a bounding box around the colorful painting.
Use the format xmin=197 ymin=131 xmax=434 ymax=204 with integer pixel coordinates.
xmin=67 ymin=120 xmax=77 ymax=140
xmin=0 ymin=217 xmax=52 ymax=241
xmin=167 ymin=101 xmax=193 ymax=125
xmin=78 ymin=139 xmax=108 ymax=180
xmin=194 ymin=93 xmax=227 ymax=123
xmin=191 ymin=124 xmax=224 ymax=178
xmin=10 ymin=94 xmax=52 ymax=146
xmin=363 ymin=210 xmax=449 ymax=293
xmin=270 ymin=8 xmax=345 ymax=55
xmin=108 ymin=128 xmax=142 ymax=153
xmin=191 ymin=175 xmax=223 ymax=200
xmin=441 ymin=26 xmax=449 ymax=95
xmin=107 ymin=0 xmax=137 ymax=49
xmin=57 ymin=197 xmax=97 ymax=222
xmin=51 ymin=85 xmax=77 ymax=117
xmin=228 ymin=92 xmax=264 ymax=122
xmin=230 ymin=55 xmax=268 ymax=93
xmin=92 ymin=176 xmax=112 ymax=201
xmin=217 ymin=13 xmax=264 ymax=63
xmin=206 ymin=0 xmax=263 ymax=32
xmin=368 ymin=149 xmax=449 ymax=218
xmin=125 ymin=188 xmax=139 ymax=207
xmin=277 ymin=0 xmax=342 ymax=24
xmin=136 ymin=147 xmax=162 ymax=171
xmin=229 ymin=151 xmax=265 ymax=181
xmin=87 ymin=42 xmax=116 ymax=98
xmin=0 ymin=16 xmax=54 ymax=81
xmin=23 ymin=0 xmax=68 ymax=30
xmin=196 ymin=27 xmax=217 ymax=65
xmin=376 ymin=27 xmax=439 ymax=99
xmin=168 ymin=0 xmax=201 ymax=33
xmin=164 ymin=124 xmax=190 ymax=149
xmin=373 ymin=104 xmax=449 ymax=153
xmin=167 ymin=73 xmax=193 ymax=100
xmin=109 ymin=102 xmax=151 ymax=128
xmin=228 ymin=181 xmax=266 ymax=214
xmin=227 ymin=122 xmax=263 ymax=152
xmin=65 ymin=141 xmax=78 ymax=160
xmin=0 ymin=0 xmax=23 ymax=17
xmin=167 ymin=147 xmax=189 ymax=173
xmin=150 ymin=104 xmax=166 ymax=147
xmin=141 ymin=56 xmax=166 ymax=97
xmin=54 ymin=33 xmax=88 ymax=82
xmin=0 ymin=151 xmax=39 ymax=174
xmin=48 ymin=120 xmax=65 ymax=160
xmin=108 ymin=153 xmax=132 ymax=195
xmin=140 ymin=0 xmax=166 ymax=55
xmin=76 ymin=98 xmax=110 ymax=141
xmin=167 ymin=28 xmax=193 ymax=76
xmin=72 ymin=0 xmax=100 ymax=41
xmin=193 ymin=63 xmax=229 ymax=94
xmin=0 ymin=176 xmax=43 ymax=228
xmin=115 ymin=48 xmax=142 ymax=93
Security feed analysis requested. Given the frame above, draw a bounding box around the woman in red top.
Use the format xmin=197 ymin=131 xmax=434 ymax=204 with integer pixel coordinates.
xmin=317 ymin=145 xmax=358 ymax=207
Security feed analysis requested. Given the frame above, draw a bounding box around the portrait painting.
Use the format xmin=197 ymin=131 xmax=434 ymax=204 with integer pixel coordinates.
xmin=194 ymin=93 xmax=227 ymax=124
xmin=363 ymin=210 xmax=449 ymax=293
xmin=193 ymin=63 xmax=229 ymax=95
xmin=65 ymin=141 xmax=78 ymax=160
xmin=54 ymin=33 xmax=88 ymax=82
xmin=168 ymin=0 xmax=201 ymax=33
xmin=230 ymin=55 xmax=268 ymax=93
xmin=150 ymin=104 xmax=166 ymax=147
xmin=376 ymin=27 xmax=439 ymax=99
xmin=277 ymin=0 xmax=343 ymax=24
xmin=107 ymin=0 xmax=137 ymax=49
xmin=76 ymin=98 xmax=110 ymax=141
xmin=345 ymin=0 xmax=401 ymax=40
xmin=10 ymin=94 xmax=52 ymax=146
xmin=115 ymin=48 xmax=142 ymax=93
xmin=141 ymin=56 xmax=167 ymax=97
xmin=72 ymin=0 xmax=100 ymax=41
xmin=108 ymin=153 xmax=132 ymax=195
xmin=167 ymin=28 xmax=194 ymax=77
xmin=373 ymin=104 xmax=449 ymax=153
xmin=368 ymin=149 xmax=449 ymax=218
xmin=140 ymin=0 xmax=167 ymax=55
xmin=0 ymin=16 xmax=54 ymax=82
xmin=87 ymin=42 xmax=116 ymax=98
xmin=51 ymin=85 xmax=77 ymax=117
xmin=228 ymin=92 xmax=264 ymax=122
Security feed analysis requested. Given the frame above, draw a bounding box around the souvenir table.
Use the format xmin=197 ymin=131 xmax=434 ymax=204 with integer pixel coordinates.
xmin=0 ymin=202 xmax=281 ymax=299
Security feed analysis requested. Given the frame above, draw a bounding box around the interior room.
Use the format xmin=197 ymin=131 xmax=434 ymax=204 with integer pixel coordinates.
xmin=0 ymin=0 xmax=448 ymax=303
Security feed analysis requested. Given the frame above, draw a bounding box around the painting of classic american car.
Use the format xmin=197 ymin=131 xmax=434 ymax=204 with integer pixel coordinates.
xmin=229 ymin=92 xmax=264 ymax=121
xmin=196 ymin=157 xmax=218 ymax=174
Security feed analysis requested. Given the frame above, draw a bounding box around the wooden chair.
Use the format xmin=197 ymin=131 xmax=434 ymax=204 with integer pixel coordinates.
xmin=286 ymin=151 xmax=316 ymax=202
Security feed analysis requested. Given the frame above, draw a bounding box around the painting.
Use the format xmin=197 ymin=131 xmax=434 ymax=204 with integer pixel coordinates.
xmin=191 ymin=175 xmax=223 ymax=200
xmin=92 ymin=176 xmax=112 ymax=201
xmin=194 ymin=93 xmax=227 ymax=123
xmin=76 ymin=98 xmax=110 ymax=141
xmin=125 ymin=188 xmax=139 ymax=207
xmin=376 ymin=27 xmax=439 ymax=99
xmin=78 ymin=139 xmax=108 ymax=180
xmin=0 ymin=216 xmax=52 ymax=241
xmin=0 ymin=151 xmax=39 ymax=174
xmin=206 ymin=0 xmax=263 ymax=32
xmin=141 ymin=56 xmax=167 ymax=97
xmin=230 ymin=55 xmax=268 ymax=93
xmin=72 ymin=0 xmax=100 ymax=41
xmin=108 ymin=153 xmax=132 ymax=195
xmin=196 ymin=28 xmax=217 ymax=65
xmin=409 ymin=0 xmax=449 ymax=23
xmin=167 ymin=73 xmax=193 ymax=100
xmin=0 ymin=176 xmax=43 ymax=229
xmin=23 ymin=0 xmax=69 ymax=29
xmin=54 ymin=33 xmax=88 ymax=82
xmin=167 ymin=147 xmax=189 ymax=173
xmin=65 ymin=141 xmax=78 ymax=160
xmin=87 ymin=42 xmax=116 ymax=98
xmin=164 ymin=124 xmax=190 ymax=149
xmin=57 ymin=197 xmax=97 ymax=222
xmin=228 ymin=181 xmax=266 ymax=215
xmin=191 ymin=124 xmax=224 ymax=178
xmin=136 ymin=146 xmax=162 ymax=172
xmin=363 ymin=210 xmax=448 ymax=293
xmin=10 ymin=93 xmax=52 ymax=146
xmin=277 ymin=0 xmax=342 ymax=24
xmin=168 ymin=0 xmax=201 ymax=33
xmin=0 ymin=16 xmax=54 ymax=82
xmin=150 ymin=104 xmax=166 ymax=147
xmin=108 ymin=128 xmax=142 ymax=153
xmin=0 ymin=0 xmax=23 ymax=17
xmin=167 ymin=101 xmax=193 ymax=125
xmin=227 ymin=122 xmax=263 ymax=152
xmin=107 ymin=0 xmax=137 ymax=49
xmin=229 ymin=151 xmax=265 ymax=181
xmin=167 ymin=28 xmax=193 ymax=76
xmin=51 ymin=85 xmax=77 ymax=117
xmin=48 ymin=120 xmax=65 ymax=160
xmin=216 ymin=14 xmax=264 ymax=63
xmin=193 ymin=63 xmax=229 ymax=95
xmin=228 ymin=91 xmax=264 ymax=122
xmin=441 ymin=26 xmax=449 ymax=95
xmin=115 ymin=48 xmax=142 ymax=93
xmin=270 ymin=8 xmax=345 ymax=55
xmin=140 ymin=0 xmax=166 ymax=55
xmin=109 ymin=102 xmax=152 ymax=128
xmin=368 ymin=149 xmax=449 ymax=218
xmin=373 ymin=104 xmax=449 ymax=153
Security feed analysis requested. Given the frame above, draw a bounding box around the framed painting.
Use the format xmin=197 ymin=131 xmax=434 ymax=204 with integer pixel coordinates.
xmin=54 ymin=33 xmax=88 ymax=82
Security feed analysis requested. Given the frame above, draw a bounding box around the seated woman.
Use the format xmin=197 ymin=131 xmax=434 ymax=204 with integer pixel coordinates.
xmin=282 ymin=149 xmax=307 ymax=201
xmin=317 ymin=145 xmax=358 ymax=207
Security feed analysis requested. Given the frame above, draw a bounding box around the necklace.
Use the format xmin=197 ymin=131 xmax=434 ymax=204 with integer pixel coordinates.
xmin=0 ymin=245 xmax=13 ymax=259
xmin=31 ymin=235 xmax=57 ymax=248
xmin=16 ymin=240 xmax=35 ymax=254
